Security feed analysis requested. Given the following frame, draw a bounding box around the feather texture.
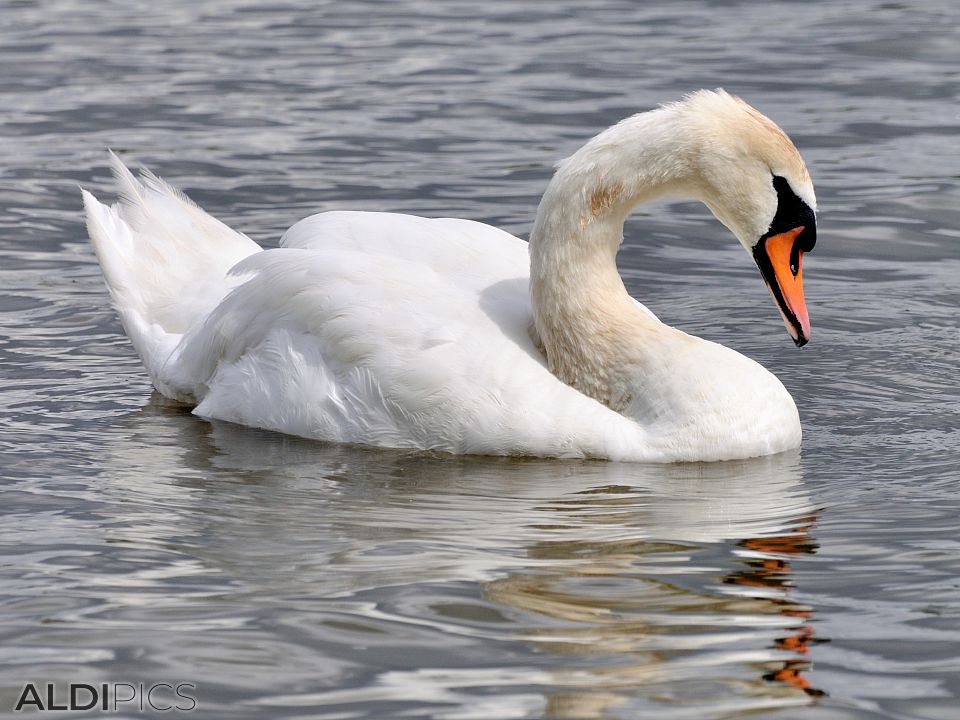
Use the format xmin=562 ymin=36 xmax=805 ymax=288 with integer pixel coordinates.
xmin=81 ymin=91 xmax=814 ymax=461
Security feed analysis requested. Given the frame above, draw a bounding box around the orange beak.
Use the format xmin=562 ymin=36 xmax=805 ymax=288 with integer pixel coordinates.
xmin=754 ymin=226 xmax=812 ymax=346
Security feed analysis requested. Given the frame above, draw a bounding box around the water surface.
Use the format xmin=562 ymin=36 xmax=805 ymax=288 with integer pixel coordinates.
xmin=1 ymin=1 xmax=958 ymax=718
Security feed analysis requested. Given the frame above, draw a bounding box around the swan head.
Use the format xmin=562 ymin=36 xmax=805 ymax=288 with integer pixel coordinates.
xmin=679 ymin=90 xmax=817 ymax=346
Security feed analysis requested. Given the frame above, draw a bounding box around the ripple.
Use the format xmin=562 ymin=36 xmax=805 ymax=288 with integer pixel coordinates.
xmin=1 ymin=0 xmax=959 ymax=718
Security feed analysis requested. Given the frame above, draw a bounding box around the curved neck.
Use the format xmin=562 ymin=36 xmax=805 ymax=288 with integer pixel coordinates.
xmin=528 ymin=105 xmax=697 ymax=410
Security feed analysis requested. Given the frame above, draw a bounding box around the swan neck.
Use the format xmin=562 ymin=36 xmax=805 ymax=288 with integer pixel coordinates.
xmin=527 ymin=105 xmax=696 ymax=409
xmin=529 ymin=104 xmax=695 ymax=290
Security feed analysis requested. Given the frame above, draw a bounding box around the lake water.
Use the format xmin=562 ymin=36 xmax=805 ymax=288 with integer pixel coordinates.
xmin=1 ymin=1 xmax=958 ymax=718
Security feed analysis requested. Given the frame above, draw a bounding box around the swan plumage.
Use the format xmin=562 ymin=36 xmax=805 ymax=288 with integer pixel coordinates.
xmin=82 ymin=89 xmax=817 ymax=462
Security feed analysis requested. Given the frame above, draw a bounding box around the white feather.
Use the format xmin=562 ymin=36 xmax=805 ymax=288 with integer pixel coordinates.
xmin=82 ymin=91 xmax=814 ymax=461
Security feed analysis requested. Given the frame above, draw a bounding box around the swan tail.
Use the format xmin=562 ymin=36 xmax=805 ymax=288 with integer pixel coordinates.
xmin=82 ymin=152 xmax=262 ymax=397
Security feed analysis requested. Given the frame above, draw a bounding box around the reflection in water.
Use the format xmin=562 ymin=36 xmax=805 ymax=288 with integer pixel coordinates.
xmin=731 ymin=517 xmax=825 ymax=697
xmin=63 ymin=396 xmax=827 ymax=717
xmin=483 ymin=480 xmax=825 ymax=717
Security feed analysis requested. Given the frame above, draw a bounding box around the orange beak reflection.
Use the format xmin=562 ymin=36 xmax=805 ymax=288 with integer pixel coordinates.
xmin=755 ymin=226 xmax=812 ymax=346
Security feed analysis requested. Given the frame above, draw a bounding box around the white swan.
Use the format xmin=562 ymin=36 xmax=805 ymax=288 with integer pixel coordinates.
xmin=82 ymin=89 xmax=817 ymax=462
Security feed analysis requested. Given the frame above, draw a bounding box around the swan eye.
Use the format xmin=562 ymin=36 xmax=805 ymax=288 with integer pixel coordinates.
xmin=769 ymin=176 xmax=816 ymax=253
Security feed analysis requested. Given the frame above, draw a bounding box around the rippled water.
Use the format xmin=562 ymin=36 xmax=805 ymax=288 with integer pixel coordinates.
xmin=1 ymin=1 xmax=958 ymax=718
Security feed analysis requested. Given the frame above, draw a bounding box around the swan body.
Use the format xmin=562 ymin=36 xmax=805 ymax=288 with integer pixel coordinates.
xmin=82 ymin=90 xmax=817 ymax=462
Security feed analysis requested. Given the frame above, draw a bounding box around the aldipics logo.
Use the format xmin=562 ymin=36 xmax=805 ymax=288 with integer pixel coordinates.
xmin=13 ymin=682 xmax=197 ymax=713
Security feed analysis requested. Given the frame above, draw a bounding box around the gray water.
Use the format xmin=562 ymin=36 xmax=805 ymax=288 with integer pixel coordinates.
xmin=1 ymin=1 xmax=958 ymax=718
